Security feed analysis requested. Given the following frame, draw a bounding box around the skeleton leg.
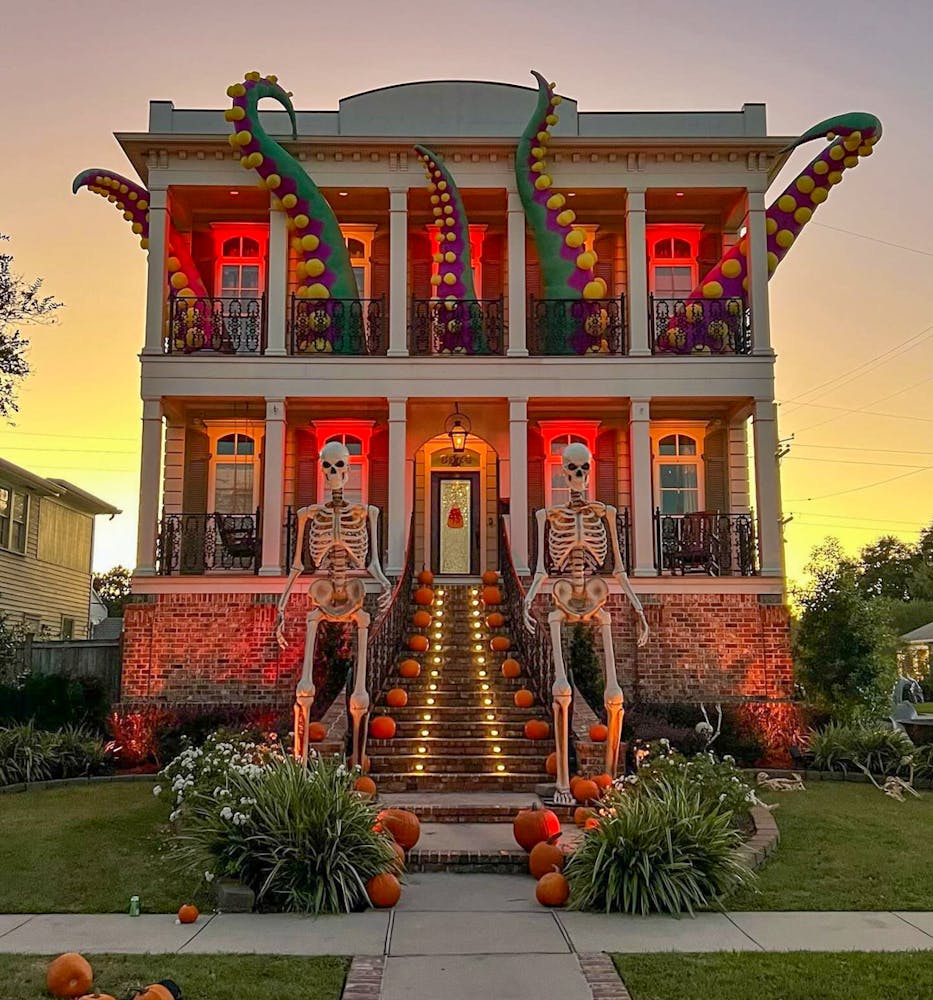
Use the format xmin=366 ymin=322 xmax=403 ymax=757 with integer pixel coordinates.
xmin=549 ymin=609 xmax=574 ymax=806
xmin=596 ymin=608 xmax=624 ymax=777
xmin=348 ymin=608 xmax=372 ymax=770
xmin=295 ymin=608 xmax=324 ymax=764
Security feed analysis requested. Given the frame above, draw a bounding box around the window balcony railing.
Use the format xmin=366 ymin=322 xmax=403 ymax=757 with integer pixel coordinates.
xmin=528 ymin=296 xmax=627 ymax=356
xmin=529 ymin=506 xmax=632 ymax=576
xmin=409 ymin=298 xmax=505 ymax=356
xmin=650 ymin=295 xmax=751 ymax=355
xmin=289 ymin=295 xmax=387 ymax=356
xmin=164 ymin=296 xmax=265 ymax=355
xmin=157 ymin=511 xmax=261 ymax=575
xmin=653 ymin=510 xmax=757 ymax=576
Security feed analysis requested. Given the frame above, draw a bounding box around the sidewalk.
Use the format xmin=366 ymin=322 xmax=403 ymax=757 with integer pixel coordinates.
xmin=3 ymin=875 xmax=933 ymax=1000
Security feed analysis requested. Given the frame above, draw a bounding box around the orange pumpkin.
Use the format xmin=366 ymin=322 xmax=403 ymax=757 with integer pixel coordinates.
xmin=481 ymin=570 xmax=500 ymax=585
xmin=502 ymin=658 xmax=521 ymax=679
xmin=569 ymin=775 xmax=585 ymax=796
xmin=574 ymin=806 xmax=597 ymax=828
xmin=370 ymin=716 xmax=397 ymax=740
xmin=390 ymin=839 xmax=406 ymax=868
xmin=481 ymin=585 xmax=502 ymax=606
xmin=385 ymin=688 xmax=408 ymax=708
xmin=584 ymin=816 xmax=600 ymax=831
xmin=354 ymin=775 xmax=377 ymax=797
xmin=529 ymin=839 xmax=566 ymax=879
xmin=573 ymin=778 xmax=600 ymax=804
xmin=367 ymin=872 xmax=401 ymax=908
xmin=377 ymin=808 xmax=421 ymax=849
xmin=592 ymin=772 xmax=613 ymax=792
xmin=589 ymin=723 xmax=608 ymax=743
xmin=524 ymin=719 xmax=550 ymax=740
xmin=408 ymin=634 xmax=430 ymax=652
xmin=177 ymin=903 xmax=199 ymax=924
xmin=536 ymin=871 xmax=570 ymax=907
xmin=417 ymin=569 xmax=435 ymax=586
xmin=545 ymin=751 xmax=558 ymax=777
xmin=513 ymin=802 xmax=561 ymax=852
xmin=490 ymin=635 xmax=511 ymax=652
xmin=78 ymin=994 xmax=116 ymax=1000
xmin=412 ymin=609 xmax=432 ymax=629
xmin=414 ymin=586 xmax=435 ymax=606
xmin=130 ymin=982 xmax=180 ymax=1000
xmin=514 ymin=689 xmax=535 ymax=709
xmin=307 ymin=721 xmax=327 ymax=742
xmin=486 ymin=612 xmax=505 ymax=629
xmin=399 ymin=659 xmax=421 ymax=678
xmin=47 ymin=954 xmax=93 ymax=999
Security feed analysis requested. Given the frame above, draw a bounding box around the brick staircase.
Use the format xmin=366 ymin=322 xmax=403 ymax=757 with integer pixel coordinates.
xmin=368 ymin=583 xmax=551 ymax=793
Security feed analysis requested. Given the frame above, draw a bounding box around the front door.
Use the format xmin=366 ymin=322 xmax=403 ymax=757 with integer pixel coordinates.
xmin=431 ymin=472 xmax=480 ymax=576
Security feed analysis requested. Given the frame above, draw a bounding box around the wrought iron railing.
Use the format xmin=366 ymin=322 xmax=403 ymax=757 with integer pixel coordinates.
xmin=409 ymin=297 xmax=505 ymax=355
xmin=529 ymin=507 xmax=632 ymax=577
xmin=528 ymin=295 xmax=626 ymax=356
xmin=499 ymin=517 xmax=554 ymax=708
xmin=653 ymin=510 xmax=757 ymax=576
xmin=283 ymin=505 xmax=387 ymax=570
xmin=367 ymin=515 xmax=415 ymax=702
xmin=165 ymin=296 xmax=265 ymax=354
xmin=289 ymin=295 xmax=387 ymax=356
xmin=157 ymin=510 xmax=262 ymax=575
xmin=650 ymin=295 xmax=751 ymax=355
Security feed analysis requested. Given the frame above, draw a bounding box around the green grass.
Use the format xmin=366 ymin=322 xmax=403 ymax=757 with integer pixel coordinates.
xmin=0 ymin=955 xmax=348 ymax=1000
xmin=728 ymin=781 xmax=933 ymax=910
xmin=614 ymin=953 xmax=933 ymax=1000
xmin=0 ymin=783 xmax=195 ymax=913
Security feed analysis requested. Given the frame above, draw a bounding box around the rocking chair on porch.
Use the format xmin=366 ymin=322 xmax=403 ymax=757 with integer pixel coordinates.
xmin=669 ymin=511 xmax=721 ymax=576
xmin=213 ymin=513 xmax=258 ymax=562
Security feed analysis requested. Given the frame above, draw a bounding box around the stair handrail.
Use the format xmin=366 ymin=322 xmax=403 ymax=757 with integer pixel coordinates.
xmin=367 ymin=514 xmax=415 ymax=702
xmin=498 ymin=517 xmax=554 ymax=707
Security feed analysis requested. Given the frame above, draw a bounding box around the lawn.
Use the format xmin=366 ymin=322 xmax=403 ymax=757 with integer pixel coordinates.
xmin=0 ymin=783 xmax=195 ymax=913
xmin=0 ymin=955 xmax=348 ymax=1000
xmin=614 ymin=953 xmax=933 ymax=1000
xmin=727 ymin=781 xmax=933 ymax=910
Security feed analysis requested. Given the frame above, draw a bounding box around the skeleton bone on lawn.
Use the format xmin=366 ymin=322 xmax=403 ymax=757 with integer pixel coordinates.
xmin=274 ymin=441 xmax=392 ymax=766
xmin=523 ymin=443 xmax=649 ymax=805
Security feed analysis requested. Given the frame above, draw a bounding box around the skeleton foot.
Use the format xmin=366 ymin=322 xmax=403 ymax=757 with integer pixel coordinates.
xmin=553 ymin=788 xmax=575 ymax=806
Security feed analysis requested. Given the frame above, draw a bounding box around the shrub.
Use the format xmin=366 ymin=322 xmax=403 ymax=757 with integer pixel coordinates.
xmin=165 ymin=752 xmax=399 ymax=914
xmin=0 ymin=723 xmax=109 ymax=785
xmin=564 ymin=777 xmax=752 ymax=914
xmin=806 ymin=721 xmax=916 ymax=777
xmin=0 ymin=672 xmax=111 ymax=731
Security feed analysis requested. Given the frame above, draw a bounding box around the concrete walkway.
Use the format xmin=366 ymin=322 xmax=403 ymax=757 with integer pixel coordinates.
xmin=3 ymin=876 xmax=933 ymax=999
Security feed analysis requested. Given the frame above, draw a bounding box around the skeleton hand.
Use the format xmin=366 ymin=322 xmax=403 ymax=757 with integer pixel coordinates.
xmin=274 ymin=611 xmax=288 ymax=650
xmin=377 ymin=582 xmax=393 ymax=613
xmin=635 ymin=609 xmax=649 ymax=648
xmin=522 ymin=597 xmax=537 ymax=635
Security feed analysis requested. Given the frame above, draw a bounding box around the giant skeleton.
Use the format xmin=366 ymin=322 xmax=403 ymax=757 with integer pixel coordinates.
xmin=523 ymin=443 xmax=649 ymax=804
xmin=275 ymin=441 xmax=392 ymax=766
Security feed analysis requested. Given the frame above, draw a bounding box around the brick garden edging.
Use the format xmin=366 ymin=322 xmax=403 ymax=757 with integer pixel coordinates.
xmin=578 ymin=953 xmax=633 ymax=1000
xmin=0 ymin=773 xmax=156 ymax=795
xmin=341 ymin=956 xmax=385 ymax=1000
xmin=741 ymin=804 xmax=779 ymax=870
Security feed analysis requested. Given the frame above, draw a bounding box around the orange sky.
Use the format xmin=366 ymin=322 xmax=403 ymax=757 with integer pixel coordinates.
xmin=1 ymin=0 xmax=930 ymax=585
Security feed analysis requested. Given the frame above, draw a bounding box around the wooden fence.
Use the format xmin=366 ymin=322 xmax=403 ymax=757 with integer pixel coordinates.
xmin=2 ymin=637 xmax=122 ymax=700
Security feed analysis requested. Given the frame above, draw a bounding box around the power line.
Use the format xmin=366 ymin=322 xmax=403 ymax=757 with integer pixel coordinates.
xmin=792 ymin=444 xmax=933 ymax=456
xmin=791 ymin=519 xmax=923 ymax=535
xmin=790 ymin=374 xmax=933 ymax=435
xmin=0 ymin=430 xmax=138 ymax=443
xmin=784 ymin=456 xmax=927 ymax=469
xmin=812 ymin=221 xmax=933 ymax=258
xmin=783 ymin=401 xmax=933 ymax=422
xmin=0 ymin=445 xmax=138 ymax=456
xmin=785 ymin=511 xmax=929 ymax=527
xmin=786 ymin=466 xmax=932 ymax=502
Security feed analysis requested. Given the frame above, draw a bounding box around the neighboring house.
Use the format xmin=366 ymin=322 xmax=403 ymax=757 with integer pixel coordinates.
xmin=900 ymin=621 xmax=933 ymax=678
xmin=0 ymin=458 xmax=120 ymax=639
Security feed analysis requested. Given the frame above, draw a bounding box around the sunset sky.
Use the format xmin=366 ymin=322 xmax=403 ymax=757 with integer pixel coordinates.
xmin=1 ymin=0 xmax=930 ymax=585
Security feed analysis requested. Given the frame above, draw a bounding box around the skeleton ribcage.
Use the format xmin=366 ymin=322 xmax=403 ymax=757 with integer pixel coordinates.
xmin=308 ymin=504 xmax=369 ymax=573
xmin=546 ymin=506 xmax=608 ymax=572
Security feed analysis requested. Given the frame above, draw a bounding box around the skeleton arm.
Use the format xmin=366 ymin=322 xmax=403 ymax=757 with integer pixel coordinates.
xmin=367 ymin=505 xmax=393 ymax=611
xmin=274 ymin=506 xmax=315 ymax=649
xmin=605 ymin=504 xmax=649 ymax=648
xmin=522 ymin=508 xmax=549 ymax=634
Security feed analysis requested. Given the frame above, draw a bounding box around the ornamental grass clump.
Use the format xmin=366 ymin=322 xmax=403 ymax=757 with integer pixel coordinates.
xmin=564 ymin=778 xmax=752 ymax=915
xmin=0 ymin=723 xmax=108 ymax=786
xmin=167 ymin=752 xmax=399 ymax=914
xmin=807 ymin=721 xmax=917 ymax=777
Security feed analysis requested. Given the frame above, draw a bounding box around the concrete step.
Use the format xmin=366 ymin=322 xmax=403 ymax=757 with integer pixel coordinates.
xmin=371 ymin=772 xmax=546 ymax=793
xmin=368 ymin=736 xmax=549 ymax=757
xmin=368 ymin=754 xmax=548 ymax=775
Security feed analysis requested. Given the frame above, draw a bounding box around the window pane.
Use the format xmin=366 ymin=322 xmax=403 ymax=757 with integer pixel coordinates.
xmin=345 ymin=465 xmax=363 ymax=505
xmin=241 ymin=238 xmax=260 ymax=257
xmin=660 ymin=464 xmax=698 ymax=489
xmin=672 ymin=238 xmax=692 ymax=257
xmin=352 ymin=266 xmax=365 ymax=296
xmin=236 ymin=434 xmax=255 ymax=456
xmin=217 ymin=434 xmax=236 ymax=455
xmin=550 ymin=466 xmax=566 ymax=489
xmin=344 ymin=436 xmax=363 ymax=456
xmin=223 ymin=237 xmax=241 ymax=255
xmin=660 ymin=488 xmax=699 ymax=515
xmin=654 ymin=238 xmax=673 ymax=259
xmin=658 ymin=435 xmax=678 ymax=456
xmin=214 ymin=463 xmax=254 ymax=513
xmin=551 ymin=486 xmax=571 ymax=508
xmin=221 ymin=265 xmax=240 ymax=293
xmin=240 ymin=266 xmax=260 ymax=291
xmin=678 ymin=435 xmax=697 ymax=456
xmin=347 ymin=238 xmax=364 ymax=257
xmin=0 ymin=488 xmax=9 ymax=516
xmin=61 ymin=618 xmax=74 ymax=640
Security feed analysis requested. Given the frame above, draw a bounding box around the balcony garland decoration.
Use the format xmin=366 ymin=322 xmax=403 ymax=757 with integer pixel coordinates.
xmin=414 ymin=144 xmax=488 ymax=354
xmin=226 ymin=71 xmax=359 ymax=352
xmin=660 ymin=111 xmax=883 ymax=355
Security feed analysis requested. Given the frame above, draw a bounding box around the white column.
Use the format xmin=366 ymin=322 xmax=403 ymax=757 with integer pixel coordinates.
xmin=265 ymin=207 xmax=288 ymax=356
xmin=752 ymin=399 xmax=784 ymax=576
xmin=507 ymin=191 xmax=528 ymax=357
xmin=259 ymin=398 xmax=286 ymax=576
xmin=746 ymin=190 xmax=773 ymax=356
xmin=143 ymin=188 xmax=168 ymax=355
xmin=135 ymin=398 xmax=164 ymax=575
xmin=629 ymin=398 xmax=655 ymax=576
xmin=387 ymin=397 xmax=408 ymax=574
xmin=388 ymin=188 xmax=409 ymax=357
xmin=625 ymin=190 xmax=650 ymax=356
xmin=508 ymin=398 xmax=529 ymax=574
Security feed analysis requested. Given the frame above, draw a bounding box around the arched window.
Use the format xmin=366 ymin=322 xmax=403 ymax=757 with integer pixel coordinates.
xmin=653 ymin=431 xmax=702 ymax=515
xmin=210 ymin=432 xmax=260 ymax=513
xmin=538 ymin=420 xmax=600 ymax=507
xmin=646 ymin=225 xmax=701 ymax=299
xmin=316 ymin=432 xmax=368 ymax=505
xmin=211 ymin=224 xmax=268 ymax=300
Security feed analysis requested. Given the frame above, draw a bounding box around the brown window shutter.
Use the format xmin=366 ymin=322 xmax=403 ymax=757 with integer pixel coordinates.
xmin=295 ymin=427 xmax=318 ymax=508
xmin=183 ymin=427 xmax=210 ymax=513
xmin=368 ymin=426 xmax=389 ymax=562
xmin=482 ymin=233 xmax=503 ymax=299
xmin=594 ymin=234 xmax=614 ymax=295
xmin=525 ymin=236 xmax=542 ymax=302
xmin=371 ymin=232 xmax=390 ymax=301
xmin=409 ymin=233 xmax=433 ymax=300
xmin=703 ymin=427 xmax=728 ymax=513
xmin=527 ymin=427 xmax=546 ymax=514
xmin=596 ymin=428 xmax=618 ymax=507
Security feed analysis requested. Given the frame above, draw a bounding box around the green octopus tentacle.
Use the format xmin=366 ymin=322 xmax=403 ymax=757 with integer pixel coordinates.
xmin=515 ymin=71 xmax=601 ymax=301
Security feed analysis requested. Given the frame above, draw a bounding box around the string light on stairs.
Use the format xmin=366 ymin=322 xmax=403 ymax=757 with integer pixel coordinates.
xmin=478 ymin=670 xmax=487 ymax=677
xmin=423 ymin=713 xmax=432 ymax=720
xmin=421 ymin=729 xmax=430 ymax=737
xmin=418 ymin=746 xmax=427 ymax=754
xmin=493 ymin=745 xmax=502 ymax=753
xmin=415 ymin=762 xmax=424 ymax=771
xmin=427 ymin=697 xmax=435 ymax=705
xmin=496 ymin=763 xmax=506 ymax=772
xmin=481 ymin=683 xmax=489 ymax=691
xmin=484 ymin=697 xmax=492 ymax=706
xmin=486 ymin=713 xmax=495 ymax=720
xmin=431 ymin=669 xmax=440 ymax=677
xmin=490 ymin=728 xmax=499 ymax=736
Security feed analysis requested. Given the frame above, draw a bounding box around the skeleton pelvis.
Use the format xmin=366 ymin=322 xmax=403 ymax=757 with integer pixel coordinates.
xmin=308 ymin=577 xmax=366 ymax=619
xmin=552 ymin=576 xmax=609 ymax=621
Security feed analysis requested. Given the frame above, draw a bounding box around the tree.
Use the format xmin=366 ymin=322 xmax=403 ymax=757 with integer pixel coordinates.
xmin=855 ymin=535 xmax=916 ymax=601
xmin=92 ymin=566 xmax=132 ymax=617
xmin=0 ymin=234 xmax=62 ymax=419
xmin=794 ymin=540 xmax=897 ymax=720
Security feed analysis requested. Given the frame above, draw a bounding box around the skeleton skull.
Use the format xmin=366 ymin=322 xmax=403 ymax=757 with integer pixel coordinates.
xmin=561 ymin=442 xmax=592 ymax=495
xmin=320 ymin=440 xmax=351 ymax=493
